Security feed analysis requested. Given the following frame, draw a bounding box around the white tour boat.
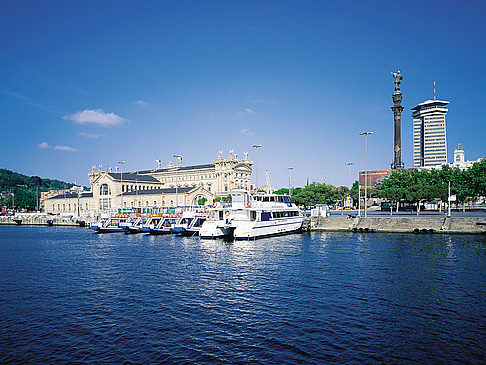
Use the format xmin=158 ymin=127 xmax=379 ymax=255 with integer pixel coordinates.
xmin=200 ymin=189 xmax=304 ymax=240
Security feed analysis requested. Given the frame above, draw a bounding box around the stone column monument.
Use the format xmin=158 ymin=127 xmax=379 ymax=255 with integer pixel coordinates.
xmin=391 ymin=70 xmax=404 ymax=170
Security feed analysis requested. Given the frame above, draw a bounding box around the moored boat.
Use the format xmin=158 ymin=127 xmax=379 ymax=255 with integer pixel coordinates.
xmin=96 ymin=214 xmax=129 ymax=233
xmin=149 ymin=214 xmax=179 ymax=235
xmin=200 ymin=189 xmax=303 ymax=240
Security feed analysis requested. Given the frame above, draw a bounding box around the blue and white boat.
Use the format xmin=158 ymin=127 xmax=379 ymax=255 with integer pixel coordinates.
xmin=96 ymin=214 xmax=128 ymax=233
xmin=149 ymin=214 xmax=179 ymax=235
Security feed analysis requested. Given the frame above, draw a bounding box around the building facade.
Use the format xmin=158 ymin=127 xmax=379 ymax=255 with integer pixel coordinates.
xmin=425 ymin=147 xmax=484 ymax=171
xmin=411 ymin=100 xmax=449 ymax=168
xmin=44 ymin=150 xmax=253 ymax=215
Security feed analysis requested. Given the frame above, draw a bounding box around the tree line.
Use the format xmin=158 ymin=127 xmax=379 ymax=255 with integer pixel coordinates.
xmin=377 ymin=158 xmax=486 ymax=214
xmin=272 ymin=158 xmax=486 ymax=214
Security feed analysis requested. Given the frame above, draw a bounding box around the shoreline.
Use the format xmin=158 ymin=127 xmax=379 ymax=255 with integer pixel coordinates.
xmin=2 ymin=215 xmax=486 ymax=235
xmin=310 ymin=216 xmax=486 ymax=235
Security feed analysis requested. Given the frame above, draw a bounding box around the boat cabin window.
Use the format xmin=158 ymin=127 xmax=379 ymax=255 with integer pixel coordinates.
xmin=250 ymin=211 xmax=257 ymax=221
xmin=261 ymin=212 xmax=271 ymax=221
xmin=219 ymin=211 xmax=224 ymax=220
xmin=283 ymin=196 xmax=293 ymax=204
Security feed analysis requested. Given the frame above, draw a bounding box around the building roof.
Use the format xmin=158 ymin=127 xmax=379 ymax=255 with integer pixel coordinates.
xmin=120 ymin=186 xmax=197 ymax=196
xmin=136 ymin=164 xmax=215 ymax=174
xmin=107 ymin=172 xmax=160 ymax=183
xmin=46 ymin=191 xmax=93 ymax=200
xmin=411 ymin=99 xmax=450 ymax=111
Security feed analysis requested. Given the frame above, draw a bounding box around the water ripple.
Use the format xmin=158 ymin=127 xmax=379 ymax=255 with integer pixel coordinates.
xmin=0 ymin=226 xmax=485 ymax=363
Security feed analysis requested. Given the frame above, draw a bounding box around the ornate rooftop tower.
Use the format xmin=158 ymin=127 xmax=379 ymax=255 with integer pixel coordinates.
xmin=391 ymin=70 xmax=404 ymax=170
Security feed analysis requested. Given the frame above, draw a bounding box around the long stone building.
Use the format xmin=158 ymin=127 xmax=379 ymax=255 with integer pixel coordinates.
xmin=44 ymin=150 xmax=253 ymax=215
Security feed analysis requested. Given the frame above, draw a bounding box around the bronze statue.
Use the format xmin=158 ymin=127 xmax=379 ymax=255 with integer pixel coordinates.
xmin=391 ymin=70 xmax=403 ymax=88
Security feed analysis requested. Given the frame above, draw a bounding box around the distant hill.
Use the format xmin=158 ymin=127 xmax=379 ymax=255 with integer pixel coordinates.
xmin=0 ymin=168 xmax=79 ymax=210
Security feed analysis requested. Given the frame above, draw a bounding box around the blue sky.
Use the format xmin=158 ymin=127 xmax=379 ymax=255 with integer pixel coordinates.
xmin=1 ymin=0 xmax=485 ymax=188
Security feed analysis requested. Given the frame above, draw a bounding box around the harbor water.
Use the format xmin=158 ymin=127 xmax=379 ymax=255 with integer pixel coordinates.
xmin=0 ymin=226 xmax=485 ymax=363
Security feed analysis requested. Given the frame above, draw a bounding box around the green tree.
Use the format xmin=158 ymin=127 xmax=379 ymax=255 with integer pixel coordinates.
xmin=467 ymin=158 xmax=486 ymax=199
xmin=377 ymin=171 xmax=408 ymax=215
xmin=291 ymin=182 xmax=347 ymax=207
xmin=197 ymin=197 xmax=207 ymax=206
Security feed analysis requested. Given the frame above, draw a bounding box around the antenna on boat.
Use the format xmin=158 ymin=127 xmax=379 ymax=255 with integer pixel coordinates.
xmin=265 ymin=170 xmax=272 ymax=192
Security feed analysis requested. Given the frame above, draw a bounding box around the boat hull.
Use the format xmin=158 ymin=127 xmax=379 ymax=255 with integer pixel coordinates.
xmin=149 ymin=228 xmax=173 ymax=235
xmin=97 ymin=226 xmax=127 ymax=233
xmin=234 ymin=217 xmax=304 ymax=240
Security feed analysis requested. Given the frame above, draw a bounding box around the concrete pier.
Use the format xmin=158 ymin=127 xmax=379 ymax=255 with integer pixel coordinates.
xmin=0 ymin=215 xmax=86 ymax=227
xmin=311 ymin=216 xmax=486 ymax=234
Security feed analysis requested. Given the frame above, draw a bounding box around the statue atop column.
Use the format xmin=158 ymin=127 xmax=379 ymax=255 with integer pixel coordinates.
xmin=391 ymin=70 xmax=403 ymax=90
xmin=391 ymin=70 xmax=404 ymax=170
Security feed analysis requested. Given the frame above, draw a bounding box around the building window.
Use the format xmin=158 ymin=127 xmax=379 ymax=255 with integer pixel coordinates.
xmin=100 ymin=184 xmax=110 ymax=196
xmin=99 ymin=198 xmax=111 ymax=210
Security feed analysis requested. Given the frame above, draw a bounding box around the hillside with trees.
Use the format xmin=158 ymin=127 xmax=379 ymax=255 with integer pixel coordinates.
xmin=0 ymin=168 xmax=77 ymax=211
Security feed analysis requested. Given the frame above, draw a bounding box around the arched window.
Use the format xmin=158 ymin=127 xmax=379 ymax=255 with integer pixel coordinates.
xmin=100 ymin=184 xmax=111 ymax=195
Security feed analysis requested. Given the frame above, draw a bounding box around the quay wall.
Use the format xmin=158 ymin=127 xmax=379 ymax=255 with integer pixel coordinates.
xmin=0 ymin=216 xmax=84 ymax=227
xmin=311 ymin=216 xmax=486 ymax=234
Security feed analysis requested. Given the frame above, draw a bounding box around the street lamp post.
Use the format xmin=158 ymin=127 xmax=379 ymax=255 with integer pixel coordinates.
xmin=286 ymin=167 xmax=294 ymax=196
xmin=173 ymin=155 xmax=182 ymax=208
xmin=345 ymin=162 xmax=354 ymax=188
xmin=360 ymin=131 xmax=374 ymax=218
xmin=118 ymin=161 xmax=126 ymax=212
xmin=345 ymin=162 xmax=353 ymax=211
xmin=252 ymin=144 xmax=263 ymax=191
xmin=358 ymin=183 xmax=361 ymax=217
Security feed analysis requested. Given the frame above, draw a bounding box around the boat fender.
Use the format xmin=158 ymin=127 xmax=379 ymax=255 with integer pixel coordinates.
xmin=246 ymin=201 xmax=252 ymax=208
